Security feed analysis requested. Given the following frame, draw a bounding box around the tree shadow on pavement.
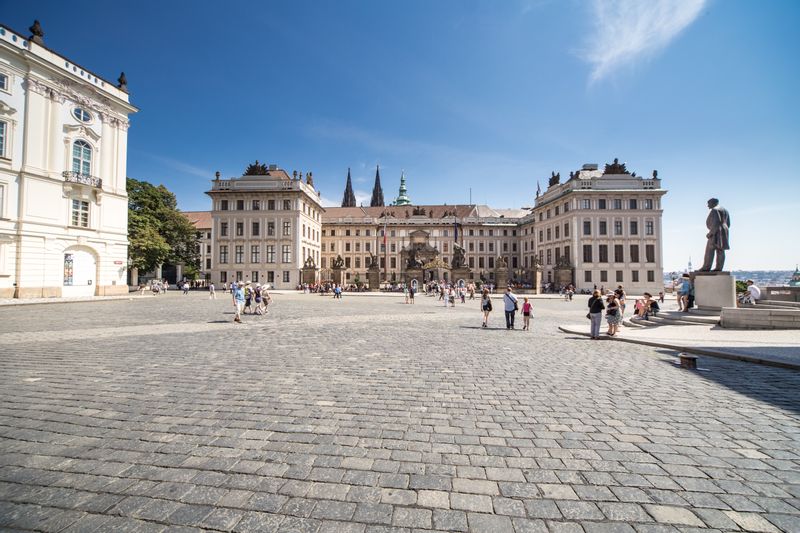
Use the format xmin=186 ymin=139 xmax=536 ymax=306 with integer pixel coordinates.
xmin=654 ymin=349 xmax=800 ymax=415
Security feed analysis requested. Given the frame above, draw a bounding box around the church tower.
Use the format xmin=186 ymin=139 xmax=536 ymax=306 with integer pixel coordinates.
xmin=394 ymin=171 xmax=411 ymax=206
xmin=341 ymin=168 xmax=356 ymax=207
xmin=370 ymin=165 xmax=385 ymax=207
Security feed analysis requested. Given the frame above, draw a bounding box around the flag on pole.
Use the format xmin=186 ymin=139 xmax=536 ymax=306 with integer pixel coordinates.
xmin=536 ymin=181 xmax=541 ymax=196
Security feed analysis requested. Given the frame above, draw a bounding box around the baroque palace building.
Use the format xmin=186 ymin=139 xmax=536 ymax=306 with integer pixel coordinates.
xmin=196 ymin=159 xmax=665 ymax=292
xmin=0 ymin=21 xmax=137 ymax=298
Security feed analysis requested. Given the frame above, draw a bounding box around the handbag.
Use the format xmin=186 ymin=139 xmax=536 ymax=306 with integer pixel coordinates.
xmin=586 ymin=313 xmax=591 ymax=319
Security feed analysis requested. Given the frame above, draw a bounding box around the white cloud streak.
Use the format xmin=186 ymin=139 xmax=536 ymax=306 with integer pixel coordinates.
xmin=139 ymin=152 xmax=212 ymax=178
xmin=582 ymin=0 xmax=707 ymax=83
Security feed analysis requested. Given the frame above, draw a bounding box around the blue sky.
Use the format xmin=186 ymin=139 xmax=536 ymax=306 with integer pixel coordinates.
xmin=4 ymin=0 xmax=799 ymax=270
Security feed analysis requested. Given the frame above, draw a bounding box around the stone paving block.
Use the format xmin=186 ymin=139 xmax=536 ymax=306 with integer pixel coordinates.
xmin=539 ymin=484 xmax=579 ymax=500
xmin=417 ymin=490 xmax=450 ymax=509
xmin=309 ymin=499 xmax=355 ymax=521
xmin=432 ymin=509 xmax=468 ymax=532
xmin=492 ymin=496 xmax=526 ymax=517
xmin=598 ymin=502 xmax=653 ymax=522
xmin=283 ymin=497 xmax=318 ymax=518
xmin=318 ymin=520 xmax=366 ymax=533
xmin=449 ymin=492 xmax=494 ymax=513
xmin=199 ymin=507 xmax=245 ymax=531
xmin=556 ymin=500 xmax=605 ymax=520
xmin=524 ymin=499 xmax=562 ymax=519
xmin=643 ymin=505 xmax=705 ymax=527
xmin=466 ymin=512 xmax=514 ymax=533
xmin=581 ymin=522 xmax=637 ymax=533
xmin=723 ymin=510 xmax=781 ymax=533
xmin=393 ymin=507 xmax=432 ymax=529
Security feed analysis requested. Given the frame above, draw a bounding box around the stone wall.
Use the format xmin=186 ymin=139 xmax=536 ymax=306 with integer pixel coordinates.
xmin=720 ymin=307 xmax=800 ymax=329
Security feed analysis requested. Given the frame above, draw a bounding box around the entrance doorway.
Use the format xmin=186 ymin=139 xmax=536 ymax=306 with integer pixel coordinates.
xmin=62 ymin=248 xmax=96 ymax=297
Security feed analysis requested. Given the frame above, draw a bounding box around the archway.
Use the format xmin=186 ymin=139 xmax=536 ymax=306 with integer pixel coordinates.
xmin=62 ymin=246 xmax=97 ymax=297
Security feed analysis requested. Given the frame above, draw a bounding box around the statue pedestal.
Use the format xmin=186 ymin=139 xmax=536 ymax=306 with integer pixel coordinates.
xmin=367 ymin=269 xmax=380 ymax=291
xmin=302 ymin=267 xmax=317 ymax=286
xmin=452 ymin=268 xmax=471 ymax=285
xmin=692 ymin=271 xmax=736 ymax=311
xmin=554 ymin=268 xmax=573 ymax=288
xmin=404 ymin=268 xmax=423 ymax=286
xmin=331 ymin=268 xmax=344 ymax=287
xmin=531 ymin=270 xmax=542 ymax=294
xmin=495 ymin=270 xmax=508 ymax=290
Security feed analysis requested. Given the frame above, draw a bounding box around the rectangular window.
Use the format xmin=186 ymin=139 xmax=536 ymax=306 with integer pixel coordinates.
xmin=538 ymin=230 xmax=543 ymax=242
xmin=345 ymin=242 xmax=351 ymax=252
xmin=632 ymin=270 xmax=639 ymax=282
xmin=0 ymin=120 xmax=7 ymax=157
xmin=479 ymin=257 xmax=485 ymax=268
xmin=564 ymin=246 xmax=570 ymax=262
xmin=251 ymin=245 xmax=260 ymax=263
xmin=0 ymin=73 xmax=8 ymax=92
xmin=252 ymin=271 xmax=259 ymax=282
xmin=564 ymin=223 xmax=569 ymax=237
xmin=267 ymin=271 xmax=275 ymax=283
xmin=546 ymin=228 xmax=551 ymax=241
xmin=600 ymin=270 xmax=608 ymax=282
xmin=598 ymin=199 xmax=607 ymax=210
xmin=365 ymin=242 xmax=370 ymax=252
xmin=614 ymin=244 xmax=624 ymax=263
xmin=616 ymin=270 xmax=623 ymax=282
xmin=321 ymin=257 xmax=327 ymax=268
xmin=268 ymin=199 xmax=275 ymax=210
xmin=252 ymin=200 xmax=260 ymax=210
xmin=220 ymin=200 xmax=229 ymax=211
xmin=488 ymin=242 xmax=494 ymax=252
xmin=646 ymin=244 xmax=655 ymax=263
xmin=583 ymin=244 xmax=592 ymax=263
xmin=282 ymin=245 xmax=291 ymax=263
xmin=564 ymin=202 xmax=569 ymax=212
xmin=614 ymin=220 xmax=623 ymax=235
xmin=345 ymin=229 xmax=351 ymax=236
xmin=583 ymin=221 xmax=591 ymax=235
xmin=469 ymin=257 xmax=475 ymax=268
xmin=220 ymin=271 xmax=227 ymax=283
xmin=355 ymin=257 xmax=361 ymax=268
xmin=366 ymin=229 xmax=371 ymax=236
xmin=630 ymin=220 xmax=639 ymax=235
xmin=283 ymin=221 xmax=291 ymax=236
xmin=236 ymin=200 xmax=245 ymax=210
xmin=236 ymin=222 xmax=244 ymax=236
xmin=206 ymin=258 xmax=211 ymax=269
xmin=266 ymin=245 xmax=275 ymax=263
xmin=647 ymin=270 xmax=655 ymax=282
xmin=267 ymin=221 xmax=275 ymax=236
xmin=555 ymin=226 xmax=560 ymax=239
xmin=283 ymin=199 xmax=292 ymax=210
xmin=345 ymin=257 xmax=351 ymax=268
xmin=629 ymin=199 xmax=638 ymax=210
xmin=581 ymin=199 xmax=591 ymax=209
xmin=252 ymin=222 xmax=260 ymax=236
xmin=630 ymin=244 xmax=640 ymax=263
xmin=488 ymin=257 xmax=495 ymax=269
xmin=390 ymin=257 xmax=396 ymax=269
xmin=645 ymin=221 xmax=654 ymax=235
xmin=644 ymin=199 xmax=654 ymax=209
xmin=599 ymin=220 xmax=607 ymax=235
xmin=613 ymin=199 xmax=622 ymax=209
xmin=469 ymin=242 xmax=474 ymax=252
xmin=220 ymin=222 xmax=228 ymax=237
xmin=598 ymin=245 xmax=608 ymax=263
xmin=584 ymin=271 xmax=592 ymax=282
xmin=71 ymin=199 xmax=89 ymax=227
xmin=283 ymin=271 xmax=290 ymax=283
xmin=219 ymin=245 xmax=228 ymax=263
xmin=546 ymin=249 xmax=552 ymax=265
xmin=234 ymin=245 xmax=244 ymax=263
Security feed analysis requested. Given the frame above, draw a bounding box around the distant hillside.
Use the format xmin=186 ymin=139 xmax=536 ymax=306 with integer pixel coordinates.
xmin=662 ymin=270 xmax=794 ymax=286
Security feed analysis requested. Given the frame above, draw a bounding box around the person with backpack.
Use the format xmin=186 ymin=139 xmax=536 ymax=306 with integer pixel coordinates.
xmin=587 ymin=289 xmax=605 ymax=339
xmin=503 ymin=287 xmax=518 ymax=330
xmin=481 ymin=288 xmax=493 ymax=328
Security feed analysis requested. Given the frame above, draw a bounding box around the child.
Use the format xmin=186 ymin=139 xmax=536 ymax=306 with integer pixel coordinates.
xmin=521 ymin=297 xmax=533 ymax=330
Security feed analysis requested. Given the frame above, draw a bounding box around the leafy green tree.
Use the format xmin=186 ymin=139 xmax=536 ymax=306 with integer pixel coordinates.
xmin=127 ymin=178 xmax=199 ymax=273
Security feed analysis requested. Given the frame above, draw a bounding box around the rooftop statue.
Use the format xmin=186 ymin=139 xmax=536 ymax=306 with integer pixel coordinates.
xmin=548 ymin=171 xmax=560 ymax=187
xmin=306 ymin=172 xmax=314 ymax=187
xmin=603 ymin=158 xmax=629 ymax=175
xmin=29 ymin=20 xmax=44 ymax=45
xmin=244 ymin=160 xmax=269 ymax=175
xmin=653 ymin=170 xmax=658 ymax=179
xmin=699 ymin=198 xmax=731 ymax=272
xmin=117 ymin=72 xmax=128 ymax=93
xmin=412 ymin=206 xmax=427 ymax=216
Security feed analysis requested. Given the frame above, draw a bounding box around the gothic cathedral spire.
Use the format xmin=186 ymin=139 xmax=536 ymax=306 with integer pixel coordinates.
xmin=370 ymin=165 xmax=385 ymax=207
xmin=341 ymin=168 xmax=356 ymax=207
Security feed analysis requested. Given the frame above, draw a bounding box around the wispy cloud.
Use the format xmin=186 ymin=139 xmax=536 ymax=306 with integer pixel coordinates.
xmin=581 ymin=0 xmax=707 ymax=84
xmin=139 ymin=152 xmax=212 ymax=179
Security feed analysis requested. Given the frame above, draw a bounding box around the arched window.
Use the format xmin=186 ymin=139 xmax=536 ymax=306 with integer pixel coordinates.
xmin=72 ymin=140 xmax=91 ymax=176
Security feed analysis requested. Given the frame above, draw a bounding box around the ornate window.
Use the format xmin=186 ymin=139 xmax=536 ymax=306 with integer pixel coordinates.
xmin=0 ymin=120 xmax=6 ymax=158
xmin=72 ymin=107 xmax=91 ymax=123
xmin=72 ymin=140 xmax=92 ymax=175
xmin=0 ymin=72 xmax=8 ymax=92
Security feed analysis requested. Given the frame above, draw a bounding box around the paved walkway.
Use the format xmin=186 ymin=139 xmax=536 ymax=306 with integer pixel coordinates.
xmin=1 ymin=293 xmax=799 ymax=532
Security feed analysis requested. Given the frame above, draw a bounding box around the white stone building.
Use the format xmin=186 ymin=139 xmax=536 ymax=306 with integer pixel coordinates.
xmin=206 ymin=164 xmax=324 ymax=289
xmin=532 ymin=161 xmax=667 ymax=292
xmin=0 ymin=22 xmax=137 ymax=298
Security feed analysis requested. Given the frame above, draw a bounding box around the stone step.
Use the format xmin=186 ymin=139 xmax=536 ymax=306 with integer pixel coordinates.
xmin=657 ymin=311 xmax=719 ymax=325
xmin=758 ymin=299 xmax=800 ymax=308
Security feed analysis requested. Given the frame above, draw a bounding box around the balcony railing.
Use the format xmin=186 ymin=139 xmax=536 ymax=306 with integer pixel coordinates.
xmin=63 ymin=171 xmax=102 ymax=188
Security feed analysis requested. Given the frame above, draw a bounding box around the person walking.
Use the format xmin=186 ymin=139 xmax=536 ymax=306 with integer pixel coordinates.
xmin=232 ymin=282 xmax=245 ymax=323
xmin=409 ymin=285 xmax=415 ymax=304
xmin=588 ymin=289 xmax=605 ymax=339
xmin=605 ymin=292 xmax=620 ymax=336
xmin=503 ymin=287 xmax=518 ymax=330
xmin=480 ymin=288 xmax=493 ymax=328
xmin=209 ymin=282 xmax=216 ymax=299
xmin=521 ymin=297 xmax=533 ymax=331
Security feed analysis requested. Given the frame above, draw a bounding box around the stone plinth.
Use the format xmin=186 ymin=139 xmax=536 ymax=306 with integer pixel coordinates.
xmin=531 ymin=270 xmax=542 ymax=294
xmin=495 ymin=270 xmax=508 ymax=290
xmin=367 ymin=269 xmax=380 ymax=291
xmin=404 ymin=268 xmax=423 ymax=287
xmin=302 ymin=267 xmax=317 ymax=286
xmin=554 ymin=268 xmax=573 ymax=288
xmin=331 ymin=268 xmax=344 ymax=287
xmin=451 ymin=268 xmax=471 ymax=285
xmin=692 ymin=271 xmax=736 ymax=311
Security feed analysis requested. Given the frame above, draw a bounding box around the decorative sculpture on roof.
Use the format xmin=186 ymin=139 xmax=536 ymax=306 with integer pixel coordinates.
xmin=303 ymin=256 xmax=316 ymax=269
xmin=603 ymin=158 xmax=629 ymax=175
xmin=117 ymin=72 xmax=128 ymax=93
xmin=332 ymin=255 xmax=345 ymax=269
xmin=29 ymin=20 xmax=44 ymax=45
xmin=412 ymin=206 xmax=427 ymax=216
xmin=306 ymin=172 xmax=314 ymax=187
xmin=452 ymin=242 xmax=467 ymax=269
xmin=244 ymin=160 xmax=269 ymax=175
xmin=548 ymin=172 xmax=560 ymax=187
xmin=652 ymin=170 xmax=658 ymax=179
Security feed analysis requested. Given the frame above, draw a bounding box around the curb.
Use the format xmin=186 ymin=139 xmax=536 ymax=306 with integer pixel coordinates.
xmin=558 ymin=326 xmax=800 ymax=372
xmin=0 ymin=295 xmax=139 ymax=308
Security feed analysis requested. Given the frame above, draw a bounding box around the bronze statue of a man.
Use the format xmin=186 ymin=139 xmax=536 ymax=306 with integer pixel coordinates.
xmin=699 ymin=198 xmax=731 ymax=272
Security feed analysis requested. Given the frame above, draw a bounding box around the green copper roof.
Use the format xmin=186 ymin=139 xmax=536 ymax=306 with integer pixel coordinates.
xmin=395 ymin=171 xmax=411 ymax=206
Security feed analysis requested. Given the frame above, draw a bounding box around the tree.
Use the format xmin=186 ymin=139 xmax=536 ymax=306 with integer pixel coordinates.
xmin=127 ymin=178 xmax=199 ymax=274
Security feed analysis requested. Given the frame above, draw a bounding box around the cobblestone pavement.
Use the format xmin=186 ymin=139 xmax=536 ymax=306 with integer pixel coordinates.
xmin=1 ymin=292 xmax=799 ymax=532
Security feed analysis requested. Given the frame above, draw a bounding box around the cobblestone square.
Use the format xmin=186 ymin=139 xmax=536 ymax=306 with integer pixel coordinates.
xmin=1 ymin=292 xmax=798 ymax=532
